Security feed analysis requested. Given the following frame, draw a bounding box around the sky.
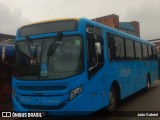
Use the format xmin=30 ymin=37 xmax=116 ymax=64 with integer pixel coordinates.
xmin=0 ymin=0 xmax=160 ymax=40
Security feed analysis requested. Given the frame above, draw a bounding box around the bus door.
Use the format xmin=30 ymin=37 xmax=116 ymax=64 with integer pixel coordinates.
xmin=86 ymin=25 xmax=105 ymax=110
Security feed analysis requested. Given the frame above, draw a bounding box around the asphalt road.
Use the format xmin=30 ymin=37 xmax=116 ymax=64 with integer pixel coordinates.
xmin=1 ymin=80 xmax=160 ymax=120
xmin=116 ymin=80 xmax=160 ymax=111
xmin=93 ymin=80 xmax=160 ymax=120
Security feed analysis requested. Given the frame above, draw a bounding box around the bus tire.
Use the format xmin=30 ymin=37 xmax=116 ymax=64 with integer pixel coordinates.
xmin=108 ymin=86 xmax=117 ymax=111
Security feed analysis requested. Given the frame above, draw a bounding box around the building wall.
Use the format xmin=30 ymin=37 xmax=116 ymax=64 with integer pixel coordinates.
xmin=119 ymin=22 xmax=140 ymax=37
xmin=129 ymin=21 xmax=140 ymax=34
xmin=93 ymin=14 xmax=119 ymax=29
xmin=93 ymin=14 xmax=140 ymax=37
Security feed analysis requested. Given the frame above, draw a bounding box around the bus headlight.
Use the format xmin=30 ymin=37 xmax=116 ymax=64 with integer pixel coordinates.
xmin=69 ymin=86 xmax=83 ymax=101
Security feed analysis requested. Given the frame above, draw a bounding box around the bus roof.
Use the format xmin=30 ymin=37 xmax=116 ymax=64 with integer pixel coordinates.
xmin=20 ymin=18 xmax=80 ymax=29
xmin=18 ymin=17 xmax=155 ymax=47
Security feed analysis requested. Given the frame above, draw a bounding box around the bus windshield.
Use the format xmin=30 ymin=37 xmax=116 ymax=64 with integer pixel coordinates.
xmin=14 ymin=35 xmax=83 ymax=80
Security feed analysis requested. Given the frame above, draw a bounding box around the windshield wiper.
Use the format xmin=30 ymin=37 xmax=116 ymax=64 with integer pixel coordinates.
xmin=47 ymin=32 xmax=63 ymax=62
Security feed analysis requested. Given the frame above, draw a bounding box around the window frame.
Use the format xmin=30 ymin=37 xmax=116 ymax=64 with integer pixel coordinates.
xmin=107 ymin=32 xmax=157 ymax=61
xmin=125 ymin=38 xmax=135 ymax=60
xmin=142 ymin=44 xmax=149 ymax=60
xmin=135 ymin=41 xmax=143 ymax=60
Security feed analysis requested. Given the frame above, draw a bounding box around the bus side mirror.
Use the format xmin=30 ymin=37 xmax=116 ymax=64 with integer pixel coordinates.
xmin=95 ymin=42 xmax=101 ymax=55
xmin=2 ymin=43 xmax=6 ymax=61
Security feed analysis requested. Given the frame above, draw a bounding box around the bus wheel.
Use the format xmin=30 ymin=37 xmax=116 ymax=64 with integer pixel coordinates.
xmin=108 ymin=87 xmax=117 ymax=111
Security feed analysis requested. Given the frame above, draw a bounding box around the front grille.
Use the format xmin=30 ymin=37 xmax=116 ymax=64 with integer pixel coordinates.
xmin=21 ymin=103 xmax=66 ymax=110
xmin=17 ymin=85 xmax=67 ymax=91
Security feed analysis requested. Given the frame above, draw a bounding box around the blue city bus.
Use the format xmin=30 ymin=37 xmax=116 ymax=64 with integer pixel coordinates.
xmin=12 ymin=18 xmax=159 ymax=115
xmin=0 ymin=41 xmax=15 ymax=82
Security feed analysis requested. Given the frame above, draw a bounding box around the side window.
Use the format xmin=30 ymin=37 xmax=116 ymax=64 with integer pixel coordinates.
xmin=135 ymin=42 xmax=142 ymax=60
xmin=107 ymin=33 xmax=116 ymax=60
xmin=125 ymin=39 xmax=135 ymax=60
xmin=142 ymin=44 xmax=148 ymax=60
xmin=148 ymin=46 xmax=153 ymax=60
xmin=107 ymin=33 xmax=125 ymax=60
xmin=87 ymin=34 xmax=96 ymax=67
xmin=152 ymin=47 xmax=157 ymax=60
xmin=114 ymin=35 xmax=125 ymax=60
